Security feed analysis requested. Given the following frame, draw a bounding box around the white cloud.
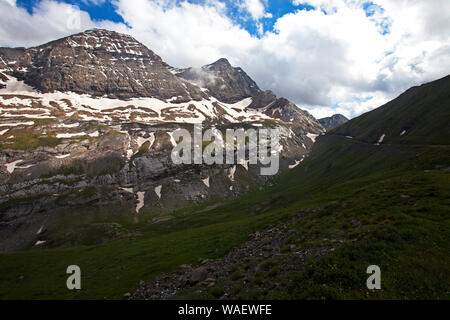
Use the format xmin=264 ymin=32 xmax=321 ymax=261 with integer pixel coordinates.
xmin=236 ymin=0 xmax=272 ymax=35
xmin=240 ymin=0 xmax=272 ymax=20
xmin=248 ymin=0 xmax=450 ymax=118
xmin=0 ymin=0 xmax=126 ymax=48
xmin=2 ymin=0 xmax=16 ymax=6
xmin=112 ymin=0 xmax=257 ymax=68
xmin=0 ymin=0 xmax=449 ymax=119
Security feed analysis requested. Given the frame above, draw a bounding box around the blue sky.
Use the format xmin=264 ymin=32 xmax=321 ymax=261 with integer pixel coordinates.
xmin=3 ymin=0 xmax=450 ymax=119
xmin=17 ymin=0 xmax=127 ymax=23
xmin=14 ymin=0 xmax=390 ymax=44
xmin=13 ymin=0 xmax=393 ymax=51
xmin=15 ymin=0 xmax=319 ymax=37
xmin=226 ymin=0 xmax=316 ymax=36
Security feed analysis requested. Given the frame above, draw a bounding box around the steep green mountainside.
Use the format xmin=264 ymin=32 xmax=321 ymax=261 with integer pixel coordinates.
xmin=0 ymin=76 xmax=448 ymax=300
xmin=332 ymin=75 xmax=450 ymax=145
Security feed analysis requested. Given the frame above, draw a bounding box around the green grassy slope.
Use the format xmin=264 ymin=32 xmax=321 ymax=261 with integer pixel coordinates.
xmin=177 ymin=165 xmax=449 ymax=300
xmin=0 ymin=76 xmax=449 ymax=300
xmin=331 ymin=75 xmax=450 ymax=145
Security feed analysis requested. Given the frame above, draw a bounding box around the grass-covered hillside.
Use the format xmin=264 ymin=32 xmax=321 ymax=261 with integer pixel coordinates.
xmin=0 ymin=76 xmax=448 ymax=300
xmin=332 ymin=75 xmax=450 ymax=145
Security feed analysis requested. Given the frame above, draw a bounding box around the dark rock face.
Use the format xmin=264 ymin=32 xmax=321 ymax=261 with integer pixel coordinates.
xmin=248 ymin=90 xmax=277 ymax=109
xmin=318 ymin=114 xmax=349 ymax=130
xmin=249 ymin=91 xmax=324 ymax=135
xmin=176 ymin=58 xmax=261 ymax=103
xmin=0 ymin=29 xmax=206 ymax=101
xmin=265 ymin=98 xmax=324 ymax=135
xmin=0 ymin=72 xmax=7 ymax=89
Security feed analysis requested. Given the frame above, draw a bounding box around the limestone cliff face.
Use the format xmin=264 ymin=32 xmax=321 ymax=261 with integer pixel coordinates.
xmin=0 ymin=29 xmax=206 ymax=101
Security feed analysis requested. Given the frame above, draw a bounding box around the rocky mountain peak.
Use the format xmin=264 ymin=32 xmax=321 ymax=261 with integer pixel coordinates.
xmin=264 ymin=98 xmax=324 ymax=135
xmin=57 ymin=28 xmax=157 ymax=60
xmin=0 ymin=29 xmax=206 ymax=101
xmin=318 ymin=114 xmax=349 ymax=130
xmin=206 ymin=58 xmax=232 ymax=69
xmin=247 ymin=90 xmax=324 ymax=134
xmin=248 ymin=90 xmax=277 ymax=109
xmin=177 ymin=58 xmax=261 ymax=103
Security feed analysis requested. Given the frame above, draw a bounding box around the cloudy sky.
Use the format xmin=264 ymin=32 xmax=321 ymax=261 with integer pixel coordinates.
xmin=1 ymin=0 xmax=449 ymax=118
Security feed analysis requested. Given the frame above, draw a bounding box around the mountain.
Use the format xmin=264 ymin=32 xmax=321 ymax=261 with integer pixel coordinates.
xmin=0 ymin=29 xmax=324 ymax=253
xmin=332 ymin=75 xmax=450 ymax=145
xmin=0 ymin=29 xmax=323 ymax=129
xmin=0 ymin=74 xmax=447 ymax=299
xmin=318 ymin=114 xmax=348 ymax=130
xmin=0 ymin=29 xmax=206 ymax=101
xmin=175 ymin=58 xmax=323 ymax=135
xmin=176 ymin=58 xmax=261 ymax=103
xmin=133 ymin=74 xmax=450 ymax=300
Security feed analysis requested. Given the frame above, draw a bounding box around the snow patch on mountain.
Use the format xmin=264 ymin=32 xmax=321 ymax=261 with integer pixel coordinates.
xmin=307 ymin=133 xmax=319 ymax=143
xmin=289 ymin=157 xmax=304 ymax=169
xmin=202 ymin=177 xmax=210 ymax=188
xmin=5 ymin=160 xmax=33 ymax=173
xmin=56 ymin=154 xmax=71 ymax=159
xmin=0 ymin=74 xmax=35 ymax=92
xmin=136 ymin=192 xmax=145 ymax=213
xmin=154 ymin=185 xmax=162 ymax=199
xmin=376 ymin=134 xmax=386 ymax=145
xmin=56 ymin=132 xmax=86 ymax=138
xmin=0 ymin=75 xmax=273 ymax=125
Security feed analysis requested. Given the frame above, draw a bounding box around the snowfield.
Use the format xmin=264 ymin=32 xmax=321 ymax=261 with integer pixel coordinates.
xmin=0 ymin=75 xmax=273 ymax=125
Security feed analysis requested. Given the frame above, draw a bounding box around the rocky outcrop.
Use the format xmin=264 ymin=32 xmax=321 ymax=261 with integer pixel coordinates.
xmin=318 ymin=114 xmax=349 ymax=130
xmin=248 ymin=90 xmax=277 ymax=109
xmin=264 ymin=98 xmax=323 ymax=134
xmin=248 ymin=91 xmax=324 ymax=135
xmin=176 ymin=58 xmax=261 ymax=103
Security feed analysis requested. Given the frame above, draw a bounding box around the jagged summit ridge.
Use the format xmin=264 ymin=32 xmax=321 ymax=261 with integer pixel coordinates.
xmin=0 ymin=29 xmax=206 ymax=101
xmin=176 ymin=57 xmax=262 ymax=104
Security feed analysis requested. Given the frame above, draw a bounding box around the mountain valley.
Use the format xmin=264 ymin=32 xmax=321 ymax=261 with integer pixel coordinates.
xmin=0 ymin=29 xmax=448 ymax=301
